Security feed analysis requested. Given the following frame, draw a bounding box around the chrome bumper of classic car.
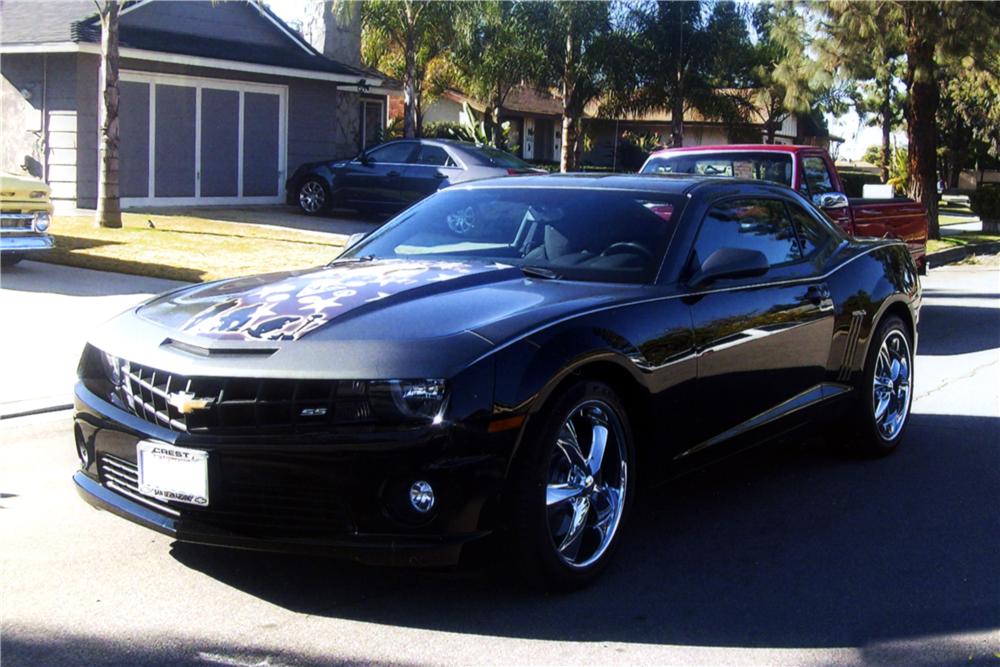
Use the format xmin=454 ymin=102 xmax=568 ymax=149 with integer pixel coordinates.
xmin=0 ymin=216 xmax=54 ymax=253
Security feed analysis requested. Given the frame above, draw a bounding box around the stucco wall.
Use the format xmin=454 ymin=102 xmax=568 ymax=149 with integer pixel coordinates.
xmin=1 ymin=53 xmax=82 ymax=207
xmin=0 ymin=54 xmax=44 ymax=177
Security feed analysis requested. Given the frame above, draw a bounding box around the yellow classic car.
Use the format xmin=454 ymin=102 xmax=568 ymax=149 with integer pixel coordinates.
xmin=1 ymin=170 xmax=54 ymax=267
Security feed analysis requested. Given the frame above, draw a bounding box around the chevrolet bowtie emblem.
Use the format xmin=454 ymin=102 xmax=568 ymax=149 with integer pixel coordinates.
xmin=167 ymin=390 xmax=214 ymax=414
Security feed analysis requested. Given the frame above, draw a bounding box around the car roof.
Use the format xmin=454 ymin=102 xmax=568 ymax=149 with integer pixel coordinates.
xmin=647 ymin=144 xmax=827 ymax=158
xmin=452 ymin=172 xmax=735 ymax=195
xmin=380 ymin=138 xmax=480 ymax=151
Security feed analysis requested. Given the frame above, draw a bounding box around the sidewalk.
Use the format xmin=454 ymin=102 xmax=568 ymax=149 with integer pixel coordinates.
xmin=0 ymin=261 xmax=187 ymax=418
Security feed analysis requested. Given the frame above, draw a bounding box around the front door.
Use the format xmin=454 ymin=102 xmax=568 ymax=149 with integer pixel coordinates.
xmin=342 ymin=141 xmax=417 ymax=209
xmin=401 ymin=144 xmax=461 ymax=202
xmin=683 ymin=197 xmax=834 ymax=455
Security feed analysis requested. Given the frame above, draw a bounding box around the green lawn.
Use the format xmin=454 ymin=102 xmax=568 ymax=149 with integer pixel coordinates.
xmin=927 ymin=231 xmax=1000 ymax=254
xmin=37 ymin=211 xmax=346 ymax=282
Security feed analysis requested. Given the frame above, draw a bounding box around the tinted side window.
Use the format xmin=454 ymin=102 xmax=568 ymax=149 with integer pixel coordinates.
xmin=366 ymin=142 xmax=415 ymax=164
xmin=692 ymin=199 xmax=802 ymax=269
xmin=802 ymin=156 xmax=835 ymax=196
xmin=413 ymin=145 xmax=456 ymax=167
xmin=786 ymin=201 xmax=833 ymax=258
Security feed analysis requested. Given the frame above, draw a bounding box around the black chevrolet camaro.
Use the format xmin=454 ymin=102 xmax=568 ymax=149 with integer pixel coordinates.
xmin=74 ymin=174 xmax=920 ymax=589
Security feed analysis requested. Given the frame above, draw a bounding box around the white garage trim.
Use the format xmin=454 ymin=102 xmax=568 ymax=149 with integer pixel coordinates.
xmin=117 ymin=70 xmax=288 ymax=207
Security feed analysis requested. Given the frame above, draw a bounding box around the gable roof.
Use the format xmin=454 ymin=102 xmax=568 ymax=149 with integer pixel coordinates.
xmin=0 ymin=0 xmax=387 ymax=84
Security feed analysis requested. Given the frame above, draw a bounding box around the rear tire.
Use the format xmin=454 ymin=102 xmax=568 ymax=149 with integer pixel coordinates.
xmin=507 ymin=380 xmax=635 ymax=591
xmin=847 ymin=315 xmax=914 ymax=457
xmin=297 ymin=177 xmax=330 ymax=216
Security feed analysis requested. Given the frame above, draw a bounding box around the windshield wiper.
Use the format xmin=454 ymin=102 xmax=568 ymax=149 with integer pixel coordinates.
xmin=520 ymin=265 xmax=561 ymax=280
xmin=328 ymin=254 xmax=376 ymax=266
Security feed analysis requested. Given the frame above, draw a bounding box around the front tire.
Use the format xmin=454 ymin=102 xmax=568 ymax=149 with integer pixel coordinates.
xmin=1 ymin=253 xmax=24 ymax=268
xmin=508 ymin=380 xmax=634 ymax=590
xmin=297 ymin=177 xmax=330 ymax=216
xmin=849 ymin=315 xmax=914 ymax=456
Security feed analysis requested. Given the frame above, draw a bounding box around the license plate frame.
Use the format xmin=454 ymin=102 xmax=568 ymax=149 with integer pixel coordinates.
xmin=136 ymin=441 xmax=209 ymax=506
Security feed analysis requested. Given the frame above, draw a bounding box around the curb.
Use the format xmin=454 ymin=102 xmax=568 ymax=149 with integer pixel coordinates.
xmin=927 ymin=241 xmax=1000 ymax=269
xmin=0 ymin=404 xmax=74 ymax=420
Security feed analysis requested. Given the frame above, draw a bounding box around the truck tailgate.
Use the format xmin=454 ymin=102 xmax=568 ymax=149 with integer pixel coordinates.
xmin=849 ymin=198 xmax=927 ymax=267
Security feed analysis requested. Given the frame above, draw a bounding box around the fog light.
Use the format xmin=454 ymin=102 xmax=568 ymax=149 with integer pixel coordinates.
xmin=74 ymin=424 xmax=90 ymax=469
xmin=409 ymin=480 xmax=435 ymax=513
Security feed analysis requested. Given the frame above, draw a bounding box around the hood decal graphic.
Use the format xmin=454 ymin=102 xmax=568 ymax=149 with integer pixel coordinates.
xmin=181 ymin=260 xmax=484 ymax=341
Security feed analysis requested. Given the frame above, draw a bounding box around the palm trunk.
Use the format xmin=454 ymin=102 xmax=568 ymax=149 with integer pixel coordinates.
xmin=671 ymin=6 xmax=684 ymax=148
xmin=670 ymin=92 xmax=684 ymax=148
xmin=402 ymin=29 xmax=417 ymax=139
xmin=560 ymin=15 xmax=577 ymax=172
xmin=904 ymin=6 xmax=939 ymax=240
xmin=561 ymin=114 xmax=578 ymax=172
xmin=880 ymin=75 xmax=892 ymax=184
xmin=96 ymin=0 xmax=122 ymax=229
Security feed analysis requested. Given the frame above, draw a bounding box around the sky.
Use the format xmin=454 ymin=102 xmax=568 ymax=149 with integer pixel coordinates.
xmin=264 ymin=0 xmax=903 ymax=162
xmin=266 ymin=0 xmax=309 ymax=29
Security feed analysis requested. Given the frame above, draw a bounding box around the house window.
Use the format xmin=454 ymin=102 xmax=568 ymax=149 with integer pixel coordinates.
xmin=361 ymin=99 xmax=386 ymax=149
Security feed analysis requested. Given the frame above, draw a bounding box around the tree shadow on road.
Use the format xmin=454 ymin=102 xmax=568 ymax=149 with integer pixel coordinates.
xmin=171 ymin=413 xmax=1000 ymax=650
xmin=915 ymin=302 xmax=1000 ymax=356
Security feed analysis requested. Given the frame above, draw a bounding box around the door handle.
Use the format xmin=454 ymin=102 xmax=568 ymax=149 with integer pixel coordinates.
xmin=804 ymin=285 xmax=833 ymax=311
xmin=434 ymin=173 xmax=449 ymax=179
xmin=386 ymin=170 xmax=401 ymax=178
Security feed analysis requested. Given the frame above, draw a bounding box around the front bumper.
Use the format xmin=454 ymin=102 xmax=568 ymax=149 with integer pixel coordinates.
xmin=73 ymin=383 xmax=505 ymax=566
xmin=1 ymin=233 xmax=54 ymax=254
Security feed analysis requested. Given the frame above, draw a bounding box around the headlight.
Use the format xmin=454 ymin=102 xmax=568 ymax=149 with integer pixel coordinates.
xmin=99 ymin=351 xmax=122 ymax=386
xmin=368 ymin=379 xmax=447 ymax=422
xmin=32 ymin=211 xmax=50 ymax=232
xmin=29 ymin=190 xmax=47 ymax=199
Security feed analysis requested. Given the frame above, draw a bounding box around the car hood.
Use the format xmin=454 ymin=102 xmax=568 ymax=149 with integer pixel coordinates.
xmin=1 ymin=171 xmax=52 ymax=209
xmin=92 ymin=258 xmax=639 ymax=378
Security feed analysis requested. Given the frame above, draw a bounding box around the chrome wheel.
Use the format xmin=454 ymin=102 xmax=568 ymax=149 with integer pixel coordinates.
xmin=872 ymin=329 xmax=912 ymax=441
xmin=546 ymin=400 xmax=628 ymax=568
xmin=299 ymin=180 xmax=326 ymax=213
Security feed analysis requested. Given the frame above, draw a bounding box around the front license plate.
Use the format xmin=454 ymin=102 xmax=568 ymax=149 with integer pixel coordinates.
xmin=137 ymin=441 xmax=209 ymax=506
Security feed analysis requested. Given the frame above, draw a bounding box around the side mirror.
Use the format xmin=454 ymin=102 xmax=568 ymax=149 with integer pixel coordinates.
xmin=687 ymin=247 xmax=769 ymax=288
xmin=813 ymin=192 xmax=849 ymax=210
xmin=345 ymin=232 xmax=367 ymax=249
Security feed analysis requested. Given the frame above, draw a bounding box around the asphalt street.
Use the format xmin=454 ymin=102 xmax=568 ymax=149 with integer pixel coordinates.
xmin=1 ymin=260 xmax=998 ymax=666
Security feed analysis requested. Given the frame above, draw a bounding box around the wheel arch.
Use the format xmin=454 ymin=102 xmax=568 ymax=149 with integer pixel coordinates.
xmin=856 ymin=296 xmax=917 ymax=382
xmin=507 ymin=354 xmax=654 ymax=478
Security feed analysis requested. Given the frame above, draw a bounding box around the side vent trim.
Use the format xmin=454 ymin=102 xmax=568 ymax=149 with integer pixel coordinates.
xmin=837 ymin=311 xmax=866 ymax=382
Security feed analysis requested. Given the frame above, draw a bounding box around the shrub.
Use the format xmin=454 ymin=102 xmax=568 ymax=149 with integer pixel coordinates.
xmin=422 ymin=121 xmax=464 ymax=140
xmin=969 ymin=185 xmax=1000 ymax=227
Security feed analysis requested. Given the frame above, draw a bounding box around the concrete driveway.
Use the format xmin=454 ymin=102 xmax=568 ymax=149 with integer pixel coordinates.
xmin=1 ymin=261 xmax=997 ymax=666
xmin=0 ymin=261 xmax=186 ymax=417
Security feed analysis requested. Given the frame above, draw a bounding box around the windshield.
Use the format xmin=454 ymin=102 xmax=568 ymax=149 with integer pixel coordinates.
xmin=341 ymin=187 xmax=684 ymax=284
xmin=642 ymin=152 xmax=794 ymax=188
xmin=474 ymin=146 xmax=535 ymax=169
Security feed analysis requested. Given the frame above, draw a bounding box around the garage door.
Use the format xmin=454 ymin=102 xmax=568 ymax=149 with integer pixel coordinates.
xmin=119 ymin=72 xmax=286 ymax=206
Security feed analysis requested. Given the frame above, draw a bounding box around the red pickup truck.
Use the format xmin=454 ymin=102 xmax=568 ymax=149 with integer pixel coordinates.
xmin=640 ymin=144 xmax=928 ymax=273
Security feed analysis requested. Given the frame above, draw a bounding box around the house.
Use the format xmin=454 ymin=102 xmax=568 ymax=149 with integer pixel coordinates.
xmin=416 ymin=85 xmax=838 ymax=166
xmin=422 ymin=88 xmax=567 ymax=163
xmin=0 ymin=0 xmax=395 ymax=210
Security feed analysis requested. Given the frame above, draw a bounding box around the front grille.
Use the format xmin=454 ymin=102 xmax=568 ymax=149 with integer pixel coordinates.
xmin=98 ymin=452 xmax=353 ymax=538
xmin=99 ymin=454 xmax=180 ymax=517
xmin=113 ymin=359 xmax=380 ymax=435
xmin=0 ymin=213 xmax=34 ymax=231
